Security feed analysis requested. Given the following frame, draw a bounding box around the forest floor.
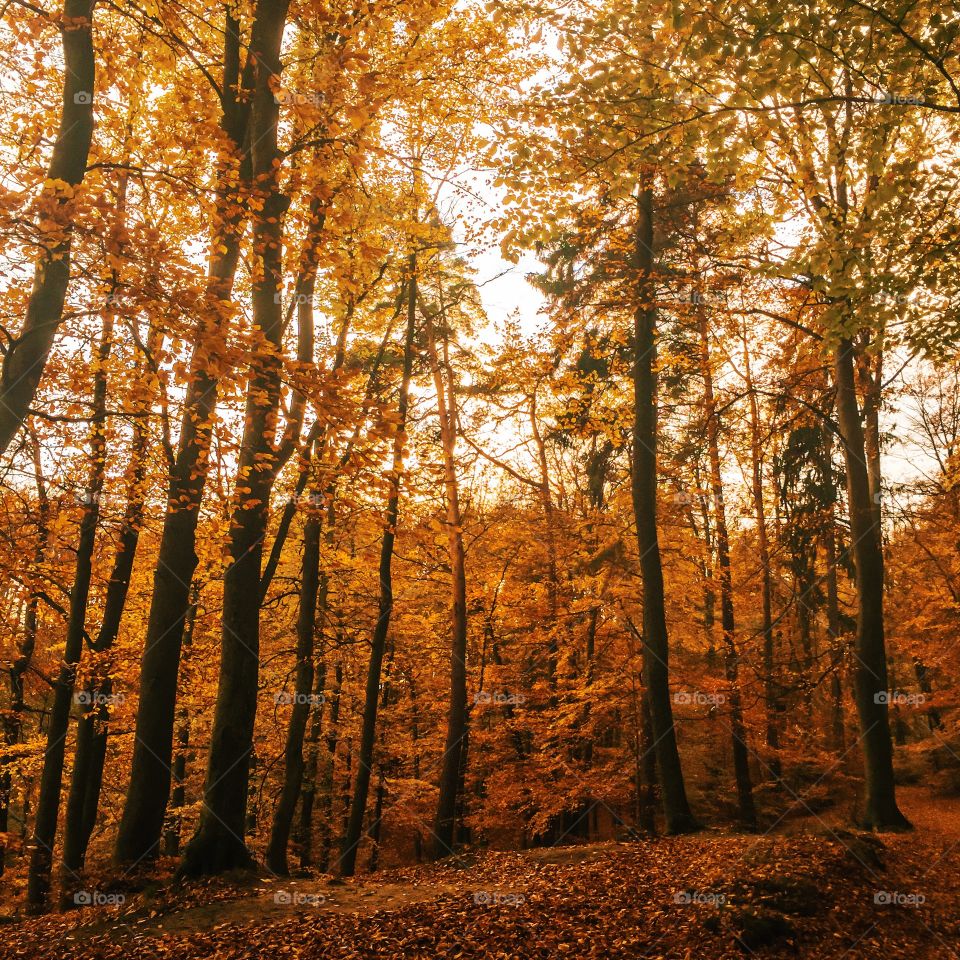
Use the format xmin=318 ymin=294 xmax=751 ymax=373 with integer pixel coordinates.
xmin=1 ymin=784 xmax=958 ymax=959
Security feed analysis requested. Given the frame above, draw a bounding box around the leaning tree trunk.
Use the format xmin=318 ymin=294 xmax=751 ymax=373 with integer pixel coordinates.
xmin=114 ymin=9 xmax=254 ymax=867
xmin=28 ymin=311 xmax=112 ymax=908
xmin=339 ymin=260 xmax=417 ymax=877
xmin=181 ymin=0 xmax=292 ymax=876
xmin=833 ymin=337 xmax=909 ymax=830
xmin=0 ymin=0 xmax=96 ymax=457
xmin=425 ymin=306 xmax=469 ymax=860
xmin=698 ymin=307 xmax=756 ymax=829
xmin=630 ymin=187 xmax=697 ymax=834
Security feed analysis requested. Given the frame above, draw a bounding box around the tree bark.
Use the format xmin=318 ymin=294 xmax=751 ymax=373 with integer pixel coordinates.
xmin=181 ymin=0 xmax=292 ymax=876
xmin=62 ymin=165 xmax=146 ymax=889
xmin=163 ymin=586 xmax=199 ymax=857
xmin=0 ymin=439 xmax=48 ymax=875
xmin=697 ymin=308 xmax=756 ymax=829
xmin=61 ymin=404 xmax=149 ymax=883
xmin=28 ymin=310 xmax=112 ymax=908
xmin=743 ymin=334 xmax=782 ymax=782
xmin=630 ymin=188 xmax=697 ymax=834
xmin=266 ymin=490 xmax=321 ymax=874
xmin=425 ymin=305 xmax=469 ymax=860
xmin=0 ymin=0 xmax=96 ymax=456
xmin=338 ymin=260 xmax=417 ymax=876
xmin=833 ymin=337 xmax=909 ymax=830
xmin=114 ymin=8 xmax=254 ymax=866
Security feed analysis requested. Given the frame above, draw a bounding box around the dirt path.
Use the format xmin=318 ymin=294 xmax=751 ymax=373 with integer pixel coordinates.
xmin=63 ymin=879 xmax=470 ymax=943
xmin=895 ymin=783 xmax=960 ymax=839
xmin=59 ymin=844 xmax=616 ymax=944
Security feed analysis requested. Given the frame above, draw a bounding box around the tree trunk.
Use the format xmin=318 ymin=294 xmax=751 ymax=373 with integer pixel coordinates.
xmin=181 ymin=0 xmax=292 ymax=876
xmin=266 ymin=497 xmax=321 ymax=874
xmin=425 ymin=307 xmax=469 ymax=860
xmin=62 ymin=172 xmax=148 ymax=889
xmin=638 ymin=689 xmax=658 ymax=833
xmin=0 ymin=441 xmax=48 ymax=875
xmin=833 ymin=337 xmax=909 ymax=830
xmin=338 ymin=261 xmax=417 ymax=876
xmin=62 ymin=459 xmax=147 ymax=881
xmin=824 ymin=508 xmax=847 ymax=754
xmin=697 ymin=308 xmax=756 ymax=829
xmin=630 ymin=188 xmax=697 ymax=834
xmin=163 ymin=586 xmax=199 ymax=858
xmin=114 ymin=9 xmax=254 ymax=867
xmin=530 ymin=394 xmax=559 ymax=682
xmin=743 ymin=334 xmax=782 ymax=782
xmin=0 ymin=0 xmax=96 ymax=456
xmin=311 ymin=659 xmax=341 ymax=871
xmin=28 ymin=312 xmax=112 ymax=908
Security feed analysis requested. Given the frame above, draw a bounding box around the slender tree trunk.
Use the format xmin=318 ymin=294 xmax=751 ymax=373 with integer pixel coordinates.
xmin=1 ymin=443 xmax=48 ymax=875
xmin=114 ymin=10 xmax=254 ymax=866
xmin=181 ymin=0 xmax=292 ymax=876
xmin=367 ymin=769 xmax=386 ymax=871
xmin=630 ymin=188 xmax=697 ymax=834
xmin=163 ymin=585 xmax=199 ymax=857
xmin=338 ymin=260 xmax=417 ymax=876
xmin=833 ymin=337 xmax=909 ymax=830
xmin=61 ymin=419 xmax=149 ymax=881
xmin=743 ymin=335 xmax=782 ymax=782
xmin=697 ymin=309 xmax=756 ymax=829
xmin=28 ymin=312 xmax=112 ymax=908
xmin=409 ymin=674 xmax=424 ymax=862
xmin=530 ymin=394 xmax=559 ymax=682
xmin=62 ymin=168 xmax=147 ymax=890
xmin=796 ymin=572 xmax=815 ymax=722
xmin=912 ymin=658 xmax=941 ymax=732
xmin=262 ymin=224 xmax=333 ymax=873
xmin=638 ymin=689 xmax=657 ymax=833
xmin=824 ymin=507 xmax=847 ymax=754
xmin=0 ymin=0 xmax=96 ymax=456
xmin=425 ymin=308 xmax=469 ymax=859
xmin=266 ymin=495 xmax=321 ymax=874
xmin=310 ymin=659 xmax=340 ymax=871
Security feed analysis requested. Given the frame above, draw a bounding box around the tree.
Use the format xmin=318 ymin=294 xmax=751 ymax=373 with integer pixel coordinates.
xmin=0 ymin=0 xmax=96 ymax=457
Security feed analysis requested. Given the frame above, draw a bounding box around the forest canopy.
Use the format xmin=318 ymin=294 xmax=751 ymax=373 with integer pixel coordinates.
xmin=1 ymin=1 xmax=959 ymax=956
